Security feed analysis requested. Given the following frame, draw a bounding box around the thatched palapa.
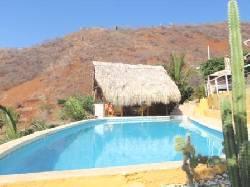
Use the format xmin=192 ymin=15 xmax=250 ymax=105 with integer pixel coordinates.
xmin=93 ymin=61 xmax=181 ymax=106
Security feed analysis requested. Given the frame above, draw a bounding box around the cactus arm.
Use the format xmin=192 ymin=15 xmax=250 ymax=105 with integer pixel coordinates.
xmin=220 ymin=99 xmax=241 ymax=187
xmin=228 ymin=0 xmax=248 ymax=145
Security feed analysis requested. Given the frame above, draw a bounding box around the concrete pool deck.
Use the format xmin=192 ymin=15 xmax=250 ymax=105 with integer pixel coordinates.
xmin=0 ymin=116 xmax=225 ymax=187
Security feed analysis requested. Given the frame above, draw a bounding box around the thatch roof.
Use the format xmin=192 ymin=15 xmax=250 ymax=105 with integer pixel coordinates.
xmin=93 ymin=61 xmax=181 ymax=106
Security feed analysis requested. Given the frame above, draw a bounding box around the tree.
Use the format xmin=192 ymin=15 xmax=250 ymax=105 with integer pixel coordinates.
xmin=165 ymin=53 xmax=194 ymax=104
xmin=200 ymin=57 xmax=225 ymax=78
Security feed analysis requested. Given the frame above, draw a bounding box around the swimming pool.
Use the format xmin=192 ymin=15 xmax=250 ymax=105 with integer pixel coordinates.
xmin=0 ymin=117 xmax=223 ymax=175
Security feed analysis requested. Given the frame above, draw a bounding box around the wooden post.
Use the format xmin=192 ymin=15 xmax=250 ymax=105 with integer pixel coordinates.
xmin=121 ymin=106 xmax=123 ymax=117
xmin=225 ymin=75 xmax=229 ymax=92
xmin=207 ymin=76 xmax=210 ymax=95
xmin=215 ymin=78 xmax=219 ymax=94
xmin=147 ymin=106 xmax=149 ymax=116
xmin=141 ymin=106 xmax=144 ymax=116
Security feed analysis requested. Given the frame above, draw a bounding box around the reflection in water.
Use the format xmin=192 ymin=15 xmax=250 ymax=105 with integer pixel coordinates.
xmin=94 ymin=123 xmax=114 ymax=135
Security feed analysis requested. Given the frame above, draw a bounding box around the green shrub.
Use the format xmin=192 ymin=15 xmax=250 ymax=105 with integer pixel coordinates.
xmin=61 ymin=96 xmax=86 ymax=121
xmin=82 ymin=95 xmax=94 ymax=114
xmin=200 ymin=57 xmax=225 ymax=78
xmin=193 ymin=84 xmax=206 ymax=100
xmin=60 ymin=94 xmax=94 ymax=121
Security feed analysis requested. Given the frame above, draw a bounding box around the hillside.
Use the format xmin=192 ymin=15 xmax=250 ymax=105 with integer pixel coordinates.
xmin=0 ymin=22 xmax=250 ymax=127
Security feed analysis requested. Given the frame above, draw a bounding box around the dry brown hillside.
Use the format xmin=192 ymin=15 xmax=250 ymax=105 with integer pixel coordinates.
xmin=0 ymin=23 xmax=250 ymax=126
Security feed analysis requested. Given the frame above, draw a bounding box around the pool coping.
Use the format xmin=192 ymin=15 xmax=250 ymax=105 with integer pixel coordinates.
xmin=0 ymin=115 xmax=222 ymax=184
xmin=0 ymin=161 xmax=182 ymax=184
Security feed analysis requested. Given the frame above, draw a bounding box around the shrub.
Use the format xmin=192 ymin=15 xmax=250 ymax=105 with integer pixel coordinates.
xmin=82 ymin=95 xmax=94 ymax=114
xmin=60 ymin=94 xmax=94 ymax=121
xmin=193 ymin=84 xmax=206 ymax=100
xmin=200 ymin=57 xmax=225 ymax=78
xmin=61 ymin=96 xmax=86 ymax=121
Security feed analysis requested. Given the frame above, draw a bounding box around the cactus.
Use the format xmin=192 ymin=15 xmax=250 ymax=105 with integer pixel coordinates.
xmin=220 ymin=99 xmax=241 ymax=187
xmin=239 ymin=142 xmax=250 ymax=186
xmin=175 ymin=135 xmax=198 ymax=186
xmin=228 ymin=0 xmax=248 ymax=145
xmin=219 ymin=1 xmax=250 ymax=186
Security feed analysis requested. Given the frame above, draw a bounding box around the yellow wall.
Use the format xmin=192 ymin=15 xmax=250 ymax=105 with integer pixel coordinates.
xmin=195 ymin=88 xmax=250 ymax=123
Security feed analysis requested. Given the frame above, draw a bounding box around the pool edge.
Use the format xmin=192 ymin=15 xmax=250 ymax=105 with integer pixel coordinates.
xmin=0 ymin=161 xmax=182 ymax=184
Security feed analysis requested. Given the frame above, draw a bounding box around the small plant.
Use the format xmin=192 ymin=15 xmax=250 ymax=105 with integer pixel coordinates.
xmin=30 ymin=119 xmax=48 ymax=131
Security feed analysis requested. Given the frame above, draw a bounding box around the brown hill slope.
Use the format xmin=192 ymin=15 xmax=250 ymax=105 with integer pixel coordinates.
xmin=0 ymin=23 xmax=250 ymax=126
xmin=2 ymin=23 xmax=250 ymax=92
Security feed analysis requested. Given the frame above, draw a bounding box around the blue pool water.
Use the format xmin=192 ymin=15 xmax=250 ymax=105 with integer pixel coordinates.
xmin=0 ymin=118 xmax=223 ymax=175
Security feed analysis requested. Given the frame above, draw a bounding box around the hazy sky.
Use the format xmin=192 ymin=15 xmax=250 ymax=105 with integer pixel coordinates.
xmin=0 ymin=0 xmax=249 ymax=48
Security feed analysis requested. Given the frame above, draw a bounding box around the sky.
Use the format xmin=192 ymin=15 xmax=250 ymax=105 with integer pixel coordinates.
xmin=0 ymin=0 xmax=249 ymax=48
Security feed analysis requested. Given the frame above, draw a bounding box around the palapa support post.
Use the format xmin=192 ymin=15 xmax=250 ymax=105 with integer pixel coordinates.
xmin=121 ymin=106 xmax=123 ymax=117
xmin=141 ymin=106 xmax=144 ymax=116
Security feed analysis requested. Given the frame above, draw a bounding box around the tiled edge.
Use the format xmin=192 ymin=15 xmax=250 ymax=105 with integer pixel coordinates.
xmin=0 ymin=161 xmax=182 ymax=184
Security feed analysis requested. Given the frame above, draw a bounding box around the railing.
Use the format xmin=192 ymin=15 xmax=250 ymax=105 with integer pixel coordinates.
xmin=206 ymin=64 xmax=250 ymax=95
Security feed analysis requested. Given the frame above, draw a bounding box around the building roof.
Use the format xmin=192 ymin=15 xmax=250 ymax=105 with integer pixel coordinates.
xmin=93 ymin=61 xmax=181 ymax=106
xmin=210 ymin=69 xmax=231 ymax=77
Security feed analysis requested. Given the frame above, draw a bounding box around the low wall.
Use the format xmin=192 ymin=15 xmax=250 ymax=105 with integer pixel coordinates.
xmin=194 ymin=88 xmax=250 ymax=123
xmin=207 ymin=88 xmax=250 ymax=110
